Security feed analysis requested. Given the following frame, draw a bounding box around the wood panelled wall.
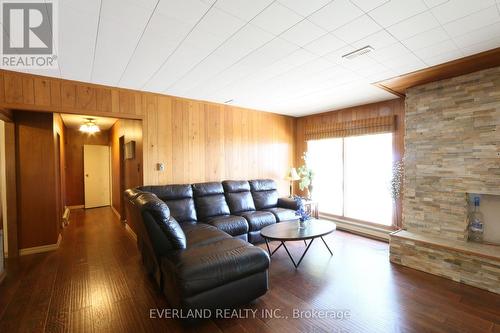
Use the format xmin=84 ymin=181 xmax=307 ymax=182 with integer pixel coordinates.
xmin=295 ymin=99 xmax=405 ymax=226
xmin=109 ymin=119 xmax=143 ymax=219
xmin=143 ymin=96 xmax=295 ymax=193
xmin=64 ymin=127 xmax=110 ymax=206
xmin=0 ymin=69 xmax=296 ymax=195
xmin=15 ymin=112 xmax=59 ymax=248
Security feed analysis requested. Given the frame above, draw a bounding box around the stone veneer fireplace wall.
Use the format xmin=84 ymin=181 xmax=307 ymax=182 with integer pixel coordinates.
xmin=390 ymin=66 xmax=500 ymax=294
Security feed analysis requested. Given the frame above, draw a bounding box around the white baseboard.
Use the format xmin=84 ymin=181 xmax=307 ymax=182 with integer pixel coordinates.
xmin=124 ymin=223 xmax=137 ymax=240
xmin=67 ymin=205 xmax=84 ymax=210
xmin=19 ymin=233 xmax=62 ymax=256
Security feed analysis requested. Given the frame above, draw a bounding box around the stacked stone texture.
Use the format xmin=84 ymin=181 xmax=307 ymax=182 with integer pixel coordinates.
xmin=404 ymin=66 xmax=500 ymax=241
xmin=391 ymin=66 xmax=500 ymax=294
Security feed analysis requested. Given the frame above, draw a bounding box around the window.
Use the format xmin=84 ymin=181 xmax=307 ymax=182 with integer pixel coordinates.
xmin=307 ymin=133 xmax=393 ymax=226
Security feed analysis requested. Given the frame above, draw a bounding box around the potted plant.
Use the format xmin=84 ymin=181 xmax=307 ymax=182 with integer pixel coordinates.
xmin=295 ymin=199 xmax=311 ymax=229
xmin=298 ymin=152 xmax=314 ymax=199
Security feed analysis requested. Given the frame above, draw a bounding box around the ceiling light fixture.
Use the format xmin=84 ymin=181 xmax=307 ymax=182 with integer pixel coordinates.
xmin=342 ymin=45 xmax=374 ymax=60
xmin=79 ymin=118 xmax=100 ymax=133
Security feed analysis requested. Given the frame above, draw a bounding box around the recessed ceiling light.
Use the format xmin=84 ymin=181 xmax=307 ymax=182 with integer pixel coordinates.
xmin=342 ymin=46 xmax=374 ymax=60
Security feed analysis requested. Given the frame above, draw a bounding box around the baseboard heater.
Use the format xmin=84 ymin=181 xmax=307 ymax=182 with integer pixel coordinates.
xmin=319 ymin=214 xmax=391 ymax=241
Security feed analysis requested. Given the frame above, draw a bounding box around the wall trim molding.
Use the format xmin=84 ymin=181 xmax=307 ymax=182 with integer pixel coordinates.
xmin=19 ymin=233 xmax=62 ymax=256
xmin=67 ymin=205 xmax=84 ymax=210
xmin=124 ymin=223 xmax=137 ymax=241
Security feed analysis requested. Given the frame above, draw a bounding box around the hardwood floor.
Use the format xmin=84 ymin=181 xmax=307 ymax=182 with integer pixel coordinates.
xmin=0 ymin=207 xmax=499 ymax=333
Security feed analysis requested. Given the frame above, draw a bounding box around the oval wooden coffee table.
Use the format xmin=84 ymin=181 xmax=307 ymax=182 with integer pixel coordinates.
xmin=260 ymin=219 xmax=336 ymax=268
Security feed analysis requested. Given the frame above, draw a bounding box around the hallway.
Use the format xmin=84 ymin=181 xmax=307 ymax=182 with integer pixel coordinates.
xmin=0 ymin=207 xmax=498 ymax=333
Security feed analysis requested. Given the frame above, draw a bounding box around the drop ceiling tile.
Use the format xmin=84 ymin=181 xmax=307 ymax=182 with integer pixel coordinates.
xmin=155 ymin=0 xmax=212 ymax=24
xmin=431 ymin=0 xmax=495 ymax=24
xmin=196 ymin=7 xmax=246 ymax=39
xmin=423 ymin=0 xmax=450 ymax=7
xmin=386 ymin=11 xmax=441 ymax=40
xmin=366 ymin=69 xmax=397 ymax=83
xmin=91 ymin=0 xmax=155 ymax=85
xmin=369 ymin=0 xmax=428 ymax=27
xmin=333 ymin=15 xmax=381 ymax=43
xmin=278 ymin=0 xmax=331 ymax=17
xmin=215 ymin=0 xmax=274 ymax=21
xmin=341 ymin=55 xmax=381 ymax=72
xmin=453 ymin=21 xmax=500 ymax=48
xmin=387 ymin=54 xmax=427 ymax=75
xmin=413 ymin=39 xmax=459 ymax=59
xmin=308 ymin=0 xmax=363 ymax=31
xmin=422 ymin=48 xmax=463 ymax=66
xmin=443 ymin=5 xmax=500 ymax=37
xmin=251 ymin=2 xmax=303 ymax=35
xmin=369 ymin=42 xmax=413 ymax=62
xmin=143 ymin=28 xmax=229 ymax=91
xmin=169 ymin=24 xmax=275 ymax=93
xmin=281 ymin=20 xmax=326 ymax=46
xmin=351 ymin=30 xmax=397 ymax=50
xmin=460 ymin=35 xmax=500 ymax=55
xmin=323 ymin=45 xmax=356 ymax=64
xmin=59 ymin=0 xmax=100 ymax=82
xmin=350 ymin=0 xmax=390 ymax=12
xmin=402 ymin=26 xmax=449 ymax=50
xmin=304 ymin=33 xmax=347 ymax=56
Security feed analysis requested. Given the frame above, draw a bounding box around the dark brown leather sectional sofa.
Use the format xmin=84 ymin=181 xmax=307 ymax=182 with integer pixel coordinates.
xmin=125 ymin=179 xmax=299 ymax=313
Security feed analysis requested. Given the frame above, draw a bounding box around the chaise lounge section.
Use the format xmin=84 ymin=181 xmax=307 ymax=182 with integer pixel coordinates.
xmin=125 ymin=179 xmax=299 ymax=312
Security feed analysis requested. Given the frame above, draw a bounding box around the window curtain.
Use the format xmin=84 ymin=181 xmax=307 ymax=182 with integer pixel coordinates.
xmin=304 ymin=115 xmax=396 ymax=140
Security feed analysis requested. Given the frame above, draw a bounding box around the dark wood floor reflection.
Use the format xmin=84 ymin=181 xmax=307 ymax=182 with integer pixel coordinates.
xmin=0 ymin=207 xmax=499 ymax=333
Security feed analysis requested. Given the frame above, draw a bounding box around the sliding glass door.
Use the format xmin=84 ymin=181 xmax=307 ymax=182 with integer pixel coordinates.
xmin=307 ymin=133 xmax=393 ymax=226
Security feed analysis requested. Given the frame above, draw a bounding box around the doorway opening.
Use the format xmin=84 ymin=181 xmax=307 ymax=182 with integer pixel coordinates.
xmin=58 ymin=113 xmax=143 ymax=221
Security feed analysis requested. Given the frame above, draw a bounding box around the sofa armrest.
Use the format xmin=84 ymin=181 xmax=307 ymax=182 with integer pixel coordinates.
xmin=277 ymin=197 xmax=300 ymax=210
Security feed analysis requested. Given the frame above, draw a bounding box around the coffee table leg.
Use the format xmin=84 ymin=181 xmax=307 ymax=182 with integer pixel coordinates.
xmin=321 ymin=236 xmax=333 ymax=256
xmin=271 ymin=242 xmax=284 ymax=255
xmin=282 ymin=238 xmax=315 ymax=269
xmin=265 ymin=238 xmax=271 ymax=256
xmin=265 ymin=238 xmax=284 ymax=257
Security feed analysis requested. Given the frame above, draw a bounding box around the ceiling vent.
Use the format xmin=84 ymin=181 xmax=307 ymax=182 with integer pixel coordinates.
xmin=342 ymin=46 xmax=374 ymax=60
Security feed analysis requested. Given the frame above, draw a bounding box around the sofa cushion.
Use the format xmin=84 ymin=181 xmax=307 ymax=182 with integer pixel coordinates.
xmin=222 ymin=180 xmax=255 ymax=214
xmin=162 ymin=238 xmax=269 ymax=297
xmin=222 ymin=180 xmax=250 ymax=192
xmin=192 ymin=182 xmax=231 ymax=220
xmin=181 ymin=222 xmax=231 ymax=248
xmin=137 ymin=185 xmax=197 ymax=223
xmin=249 ymin=179 xmax=279 ymax=209
xmin=239 ymin=211 xmax=276 ymax=232
xmin=264 ymin=207 xmax=297 ymax=222
xmin=206 ymin=215 xmax=249 ymax=236
xmin=134 ymin=193 xmax=186 ymax=253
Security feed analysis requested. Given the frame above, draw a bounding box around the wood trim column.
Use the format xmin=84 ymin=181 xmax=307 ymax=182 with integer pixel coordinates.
xmin=5 ymin=122 xmax=17 ymax=257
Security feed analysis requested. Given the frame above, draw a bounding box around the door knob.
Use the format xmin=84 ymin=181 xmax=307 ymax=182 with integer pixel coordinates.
xmin=86 ymin=174 xmax=89 ymax=177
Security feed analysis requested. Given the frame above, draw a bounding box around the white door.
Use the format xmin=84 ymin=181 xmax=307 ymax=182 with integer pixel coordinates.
xmin=84 ymin=145 xmax=110 ymax=209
